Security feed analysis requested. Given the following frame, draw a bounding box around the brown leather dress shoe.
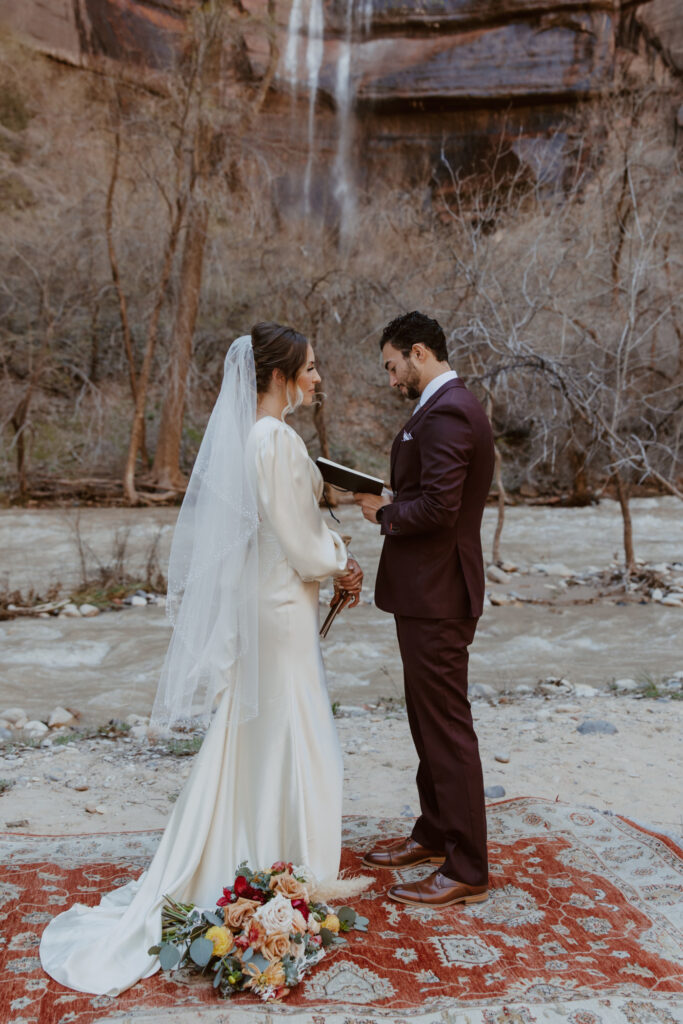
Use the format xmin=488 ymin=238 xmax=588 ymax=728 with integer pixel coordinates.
xmin=362 ymin=837 xmax=446 ymax=869
xmin=388 ymin=869 xmax=488 ymax=908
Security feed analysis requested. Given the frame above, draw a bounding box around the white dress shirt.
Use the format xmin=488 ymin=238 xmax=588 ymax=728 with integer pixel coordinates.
xmin=416 ymin=369 xmax=458 ymax=410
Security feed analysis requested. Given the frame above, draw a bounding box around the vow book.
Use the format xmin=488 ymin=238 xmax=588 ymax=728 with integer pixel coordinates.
xmin=315 ymin=457 xmax=385 ymax=496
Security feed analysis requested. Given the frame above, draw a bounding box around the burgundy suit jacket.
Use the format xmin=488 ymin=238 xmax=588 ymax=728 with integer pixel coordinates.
xmin=374 ymin=378 xmax=494 ymax=619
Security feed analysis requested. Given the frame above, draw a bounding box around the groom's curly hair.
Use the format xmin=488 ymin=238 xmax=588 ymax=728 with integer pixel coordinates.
xmin=380 ymin=311 xmax=448 ymax=362
xmin=251 ymin=322 xmax=309 ymax=393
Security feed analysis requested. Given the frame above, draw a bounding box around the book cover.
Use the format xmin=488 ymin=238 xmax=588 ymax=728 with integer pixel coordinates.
xmin=315 ymin=457 xmax=384 ymax=496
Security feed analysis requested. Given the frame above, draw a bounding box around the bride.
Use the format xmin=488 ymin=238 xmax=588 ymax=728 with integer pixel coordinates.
xmin=40 ymin=323 xmax=363 ymax=996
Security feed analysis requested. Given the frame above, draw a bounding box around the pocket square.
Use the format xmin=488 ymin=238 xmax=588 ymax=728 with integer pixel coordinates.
xmin=402 ymin=430 xmax=413 ymax=441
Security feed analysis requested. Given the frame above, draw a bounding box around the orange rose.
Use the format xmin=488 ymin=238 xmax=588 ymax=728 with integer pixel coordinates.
xmin=224 ymin=897 xmax=260 ymax=930
xmin=269 ymin=872 xmax=309 ymax=902
xmin=261 ymin=931 xmax=291 ymax=962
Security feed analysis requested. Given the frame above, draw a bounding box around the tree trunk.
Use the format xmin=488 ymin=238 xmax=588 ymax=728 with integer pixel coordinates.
xmin=123 ymin=194 xmax=187 ymax=504
xmin=484 ymin=392 xmax=505 ymax=564
xmin=491 ymin=443 xmax=505 ymax=565
xmin=150 ymin=200 xmax=209 ymax=491
xmin=10 ymin=324 xmax=53 ymax=500
xmin=312 ymin=382 xmax=337 ymax=508
xmin=614 ymin=470 xmax=635 ymax=573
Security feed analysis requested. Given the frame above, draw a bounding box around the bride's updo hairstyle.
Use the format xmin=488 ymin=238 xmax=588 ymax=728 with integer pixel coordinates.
xmin=251 ymin=322 xmax=309 ymax=395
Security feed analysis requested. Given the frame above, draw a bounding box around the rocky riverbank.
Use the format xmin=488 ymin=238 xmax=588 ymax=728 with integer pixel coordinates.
xmin=1 ymin=686 xmax=681 ymax=846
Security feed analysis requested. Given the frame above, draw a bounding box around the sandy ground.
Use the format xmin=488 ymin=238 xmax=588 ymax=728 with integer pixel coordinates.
xmin=1 ymin=691 xmax=681 ymax=845
xmin=1 ymin=497 xmax=682 ymax=847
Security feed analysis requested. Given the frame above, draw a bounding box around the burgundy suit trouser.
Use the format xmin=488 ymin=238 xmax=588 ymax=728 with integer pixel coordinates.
xmin=394 ymin=614 xmax=488 ymax=887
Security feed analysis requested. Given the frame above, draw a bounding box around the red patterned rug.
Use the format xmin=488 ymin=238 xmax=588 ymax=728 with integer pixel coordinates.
xmin=2 ymin=799 xmax=682 ymax=1024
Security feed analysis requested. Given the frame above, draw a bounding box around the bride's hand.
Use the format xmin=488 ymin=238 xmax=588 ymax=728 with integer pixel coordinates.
xmin=334 ymin=557 xmax=363 ymax=608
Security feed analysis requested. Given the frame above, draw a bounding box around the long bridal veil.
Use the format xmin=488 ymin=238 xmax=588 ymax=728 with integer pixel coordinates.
xmin=151 ymin=334 xmax=260 ymax=731
xmin=40 ymin=335 xmax=264 ymax=997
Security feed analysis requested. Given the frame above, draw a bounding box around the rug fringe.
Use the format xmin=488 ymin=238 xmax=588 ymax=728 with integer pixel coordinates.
xmin=310 ymin=871 xmax=374 ymax=904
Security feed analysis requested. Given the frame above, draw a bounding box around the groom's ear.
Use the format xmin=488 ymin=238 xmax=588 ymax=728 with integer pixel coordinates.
xmin=411 ymin=343 xmax=428 ymax=364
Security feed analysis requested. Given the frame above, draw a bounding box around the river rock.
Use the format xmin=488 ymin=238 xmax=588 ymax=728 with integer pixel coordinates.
xmin=533 ymin=562 xmax=574 ymax=577
xmin=0 ymin=727 xmax=12 ymax=741
xmin=128 ymin=595 xmax=147 ymax=607
xmin=125 ymin=713 xmax=150 ymax=726
xmin=573 ymin=684 xmax=599 ymax=697
xmin=489 ymin=592 xmax=512 ymax=606
xmin=48 ymin=706 xmax=75 ymax=728
xmin=660 ymin=593 xmax=683 ymax=606
xmin=1 ymin=708 xmax=27 ymax=725
xmin=485 ymin=785 xmax=506 ymax=799
xmin=61 ymin=603 xmax=81 ymax=617
xmin=85 ymin=804 xmax=106 ymax=815
xmin=130 ymin=725 xmax=149 ymax=741
xmin=470 ymin=682 xmax=496 ymax=700
xmin=651 ymin=588 xmax=664 ymax=601
xmin=486 ymin=565 xmax=509 ymax=584
xmin=494 ymin=752 xmax=510 ymax=763
xmin=576 ymin=719 xmax=618 ymax=735
xmin=536 ymin=677 xmax=574 ymax=697
xmin=613 ymin=678 xmax=639 ymax=692
xmin=24 ymin=720 xmax=48 ymax=736
xmin=78 ymin=603 xmax=100 ymax=617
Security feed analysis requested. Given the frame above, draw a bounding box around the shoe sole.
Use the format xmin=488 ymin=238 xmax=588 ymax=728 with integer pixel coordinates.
xmin=361 ymin=856 xmax=446 ymax=870
xmin=387 ymin=890 xmax=488 ymax=907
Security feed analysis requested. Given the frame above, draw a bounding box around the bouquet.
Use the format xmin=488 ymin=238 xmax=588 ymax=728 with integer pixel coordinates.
xmin=149 ymin=861 xmax=369 ymax=1002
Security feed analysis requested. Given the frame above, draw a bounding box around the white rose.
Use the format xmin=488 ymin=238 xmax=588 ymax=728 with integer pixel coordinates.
xmin=254 ymin=893 xmax=295 ymax=936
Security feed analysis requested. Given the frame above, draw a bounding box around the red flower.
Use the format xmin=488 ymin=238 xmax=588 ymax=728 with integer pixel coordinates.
xmin=291 ymin=898 xmax=309 ymax=921
xmin=234 ymin=875 xmax=266 ymax=903
xmin=270 ymin=861 xmax=288 ymax=873
xmin=234 ymin=933 xmax=250 ymax=951
xmin=217 ymin=886 xmax=235 ymax=907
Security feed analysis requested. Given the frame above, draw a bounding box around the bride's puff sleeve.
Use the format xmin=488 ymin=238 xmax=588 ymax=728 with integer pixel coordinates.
xmin=254 ymin=423 xmax=348 ymax=582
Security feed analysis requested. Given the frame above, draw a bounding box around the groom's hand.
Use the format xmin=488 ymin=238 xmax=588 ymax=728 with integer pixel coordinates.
xmin=353 ymin=492 xmax=390 ymax=524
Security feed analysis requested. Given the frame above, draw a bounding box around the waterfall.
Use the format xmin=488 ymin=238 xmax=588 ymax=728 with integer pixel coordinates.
xmin=281 ymin=0 xmax=375 ymax=222
xmin=303 ymin=0 xmax=324 ymax=213
xmin=284 ymin=0 xmax=304 ymax=88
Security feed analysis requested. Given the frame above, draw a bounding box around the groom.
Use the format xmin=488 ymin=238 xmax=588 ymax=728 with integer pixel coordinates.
xmin=354 ymin=311 xmax=494 ymax=908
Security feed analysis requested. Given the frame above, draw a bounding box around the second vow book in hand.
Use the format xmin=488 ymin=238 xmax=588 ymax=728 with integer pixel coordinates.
xmin=315 ymin=457 xmax=385 ymax=496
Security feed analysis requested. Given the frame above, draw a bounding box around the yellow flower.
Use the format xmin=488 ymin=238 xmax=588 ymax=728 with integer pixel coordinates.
xmin=205 ymin=925 xmax=233 ymax=958
xmin=322 ymin=914 xmax=340 ymax=933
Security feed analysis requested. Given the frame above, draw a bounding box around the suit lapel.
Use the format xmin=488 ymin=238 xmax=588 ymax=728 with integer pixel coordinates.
xmin=389 ymin=379 xmax=465 ymax=479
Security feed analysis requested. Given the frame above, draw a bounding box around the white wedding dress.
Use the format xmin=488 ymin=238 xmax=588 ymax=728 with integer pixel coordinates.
xmin=40 ymin=416 xmax=348 ymax=996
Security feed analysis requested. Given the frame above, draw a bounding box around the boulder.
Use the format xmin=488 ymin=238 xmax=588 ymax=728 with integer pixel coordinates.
xmin=613 ymin=678 xmax=639 ymax=692
xmin=636 ymin=0 xmax=683 ymax=75
xmin=48 ymin=706 xmax=75 ymax=728
xmin=486 ymin=564 xmax=510 ymax=584
xmin=78 ymin=603 xmax=100 ymax=617
xmin=24 ymin=720 xmax=48 ymax=736
xmin=0 ymin=708 xmax=27 ymax=725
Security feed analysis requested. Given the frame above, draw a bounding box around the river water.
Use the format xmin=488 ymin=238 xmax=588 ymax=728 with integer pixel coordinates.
xmin=0 ymin=498 xmax=681 ymax=723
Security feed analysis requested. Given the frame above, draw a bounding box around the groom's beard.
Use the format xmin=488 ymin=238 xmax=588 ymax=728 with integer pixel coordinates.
xmin=397 ymin=373 xmax=421 ymax=401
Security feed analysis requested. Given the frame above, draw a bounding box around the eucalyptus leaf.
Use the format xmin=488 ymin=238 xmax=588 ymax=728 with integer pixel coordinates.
xmin=250 ymin=952 xmax=270 ymax=973
xmin=213 ymin=963 xmax=224 ymax=988
xmin=147 ymin=945 xmax=161 ymax=956
xmin=189 ymin=936 xmax=214 ymax=967
xmin=291 ymin=932 xmax=303 ymax=944
xmin=203 ymin=911 xmax=224 ymax=928
xmin=159 ymin=943 xmax=181 ymax=971
xmin=241 ymin=946 xmax=254 ymax=962
xmin=337 ymin=906 xmax=356 ymax=926
xmin=320 ymin=926 xmax=334 ymax=947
